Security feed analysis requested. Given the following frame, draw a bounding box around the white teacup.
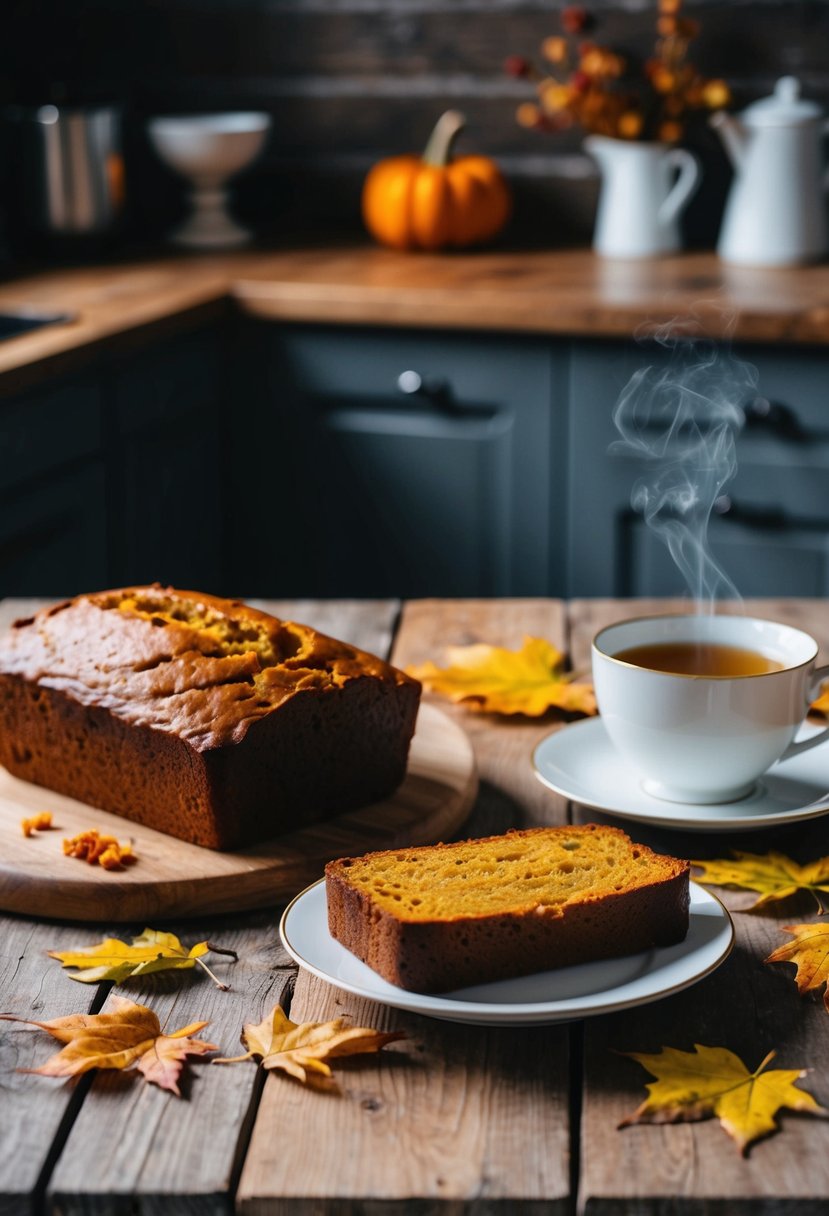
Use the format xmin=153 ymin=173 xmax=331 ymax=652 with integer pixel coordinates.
xmin=592 ymin=614 xmax=829 ymax=804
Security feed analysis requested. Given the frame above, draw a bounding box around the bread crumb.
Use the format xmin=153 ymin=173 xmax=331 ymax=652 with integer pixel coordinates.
xmin=63 ymin=829 xmax=137 ymax=870
xmin=21 ymin=811 xmax=54 ymax=837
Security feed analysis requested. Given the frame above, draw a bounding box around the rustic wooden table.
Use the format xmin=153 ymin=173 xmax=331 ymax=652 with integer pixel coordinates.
xmin=2 ymin=596 xmax=829 ymax=1216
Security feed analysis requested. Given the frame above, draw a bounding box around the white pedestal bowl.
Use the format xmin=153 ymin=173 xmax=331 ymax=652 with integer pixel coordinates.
xmin=148 ymin=112 xmax=271 ymax=249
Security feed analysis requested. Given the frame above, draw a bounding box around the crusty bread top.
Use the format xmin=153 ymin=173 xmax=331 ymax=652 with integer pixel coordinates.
xmin=0 ymin=585 xmax=419 ymax=751
xmin=325 ymin=824 xmax=689 ymax=924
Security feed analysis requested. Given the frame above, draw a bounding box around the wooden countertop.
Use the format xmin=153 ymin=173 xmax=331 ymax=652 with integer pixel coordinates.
xmin=3 ymin=244 xmax=829 ymax=388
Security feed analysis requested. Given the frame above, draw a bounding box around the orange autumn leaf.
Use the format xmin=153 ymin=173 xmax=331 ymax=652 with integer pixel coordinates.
xmin=766 ymin=923 xmax=829 ymax=1011
xmin=135 ymin=1030 xmax=216 ymax=1094
xmin=215 ymin=1004 xmax=404 ymax=1091
xmin=620 ymin=1043 xmax=826 ymax=1154
xmin=692 ymin=852 xmax=829 ymax=912
xmin=0 ymin=994 xmax=216 ymax=1096
xmin=407 ymin=636 xmax=596 ymax=717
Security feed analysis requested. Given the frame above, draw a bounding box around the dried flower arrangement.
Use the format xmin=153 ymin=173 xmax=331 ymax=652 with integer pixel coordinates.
xmin=506 ymin=1 xmax=730 ymax=143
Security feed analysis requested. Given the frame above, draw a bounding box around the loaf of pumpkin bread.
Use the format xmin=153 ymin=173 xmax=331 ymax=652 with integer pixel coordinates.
xmin=325 ymin=824 xmax=690 ymax=992
xmin=0 ymin=586 xmax=421 ymax=849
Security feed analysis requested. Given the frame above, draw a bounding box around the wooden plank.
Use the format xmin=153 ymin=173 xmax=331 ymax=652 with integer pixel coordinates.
xmin=237 ymin=966 xmax=570 ymax=1216
xmin=388 ymin=597 xmax=572 ymax=838
xmin=237 ymin=598 xmax=572 ymax=1214
xmin=0 ymin=916 xmax=109 ymax=1216
xmin=579 ymin=915 xmax=829 ymax=1216
xmin=571 ymin=598 xmax=829 ymax=1214
xmin=46 ymin=908 xmax=296 ymax=1216
xmin=9 ymin=600 xmax=396 ymax=1214
xmin=246 ymin=600 xmax=400 ymax=653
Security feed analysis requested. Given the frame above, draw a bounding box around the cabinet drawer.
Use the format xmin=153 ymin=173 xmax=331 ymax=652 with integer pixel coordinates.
xmin=0 ymin=377 xmax=102 ymax=494
xmin=268 ymin=325 xmax=549 ymax=410
xmin=626 ymin=514 xmax=829 ymax=598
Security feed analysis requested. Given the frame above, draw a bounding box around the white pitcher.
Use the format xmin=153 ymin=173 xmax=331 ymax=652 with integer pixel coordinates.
xmin=585 ymin=134 xmax=701 ymax=259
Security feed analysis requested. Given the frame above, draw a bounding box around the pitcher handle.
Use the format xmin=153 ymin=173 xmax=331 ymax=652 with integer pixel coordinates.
xmin=658 ymin=148 xmax=701 ymax=227
xmin=780 ymin=662 xmax=829 ymax=762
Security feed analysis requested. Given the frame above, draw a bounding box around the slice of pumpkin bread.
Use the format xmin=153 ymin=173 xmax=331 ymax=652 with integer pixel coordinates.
xmin=325 ymin=823 xmax=690 ymax=992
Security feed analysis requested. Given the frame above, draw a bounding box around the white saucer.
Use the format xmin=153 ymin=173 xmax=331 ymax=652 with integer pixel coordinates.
xmin=279 ymin=878 xmax=732 ymax=1026
xmin=533 ymin=717 xmax=829 ymax=831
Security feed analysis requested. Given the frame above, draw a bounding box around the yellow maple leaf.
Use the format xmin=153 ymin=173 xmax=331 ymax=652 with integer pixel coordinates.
xmin=0 ymin=995 xmax=217 ymax=1096
xmin=407 ymin=636 xmax=596 ymax=717
xmin=766 ymin=923 xmax=829 ymax=1011
xmin=810 ymin=684 xmax=829 ymax=715
xmin=620 ymin=1043 xmax=826 ymax=1154
xmin=692 ymin=851 xmax=829 ymax=912
xmin=215 ymin=1004 xmax=405 ymax=1091
xmin=48 ymin=928 xmax=237 ymax=990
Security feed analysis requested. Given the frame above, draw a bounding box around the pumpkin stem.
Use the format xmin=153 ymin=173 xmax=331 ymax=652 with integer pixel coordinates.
xmin=422 ymin=110 xmax=467 ymax=167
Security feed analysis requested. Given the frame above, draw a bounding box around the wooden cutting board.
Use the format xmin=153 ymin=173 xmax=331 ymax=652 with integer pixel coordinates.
xmin=0 ymin=703 xmax=476 ymax=922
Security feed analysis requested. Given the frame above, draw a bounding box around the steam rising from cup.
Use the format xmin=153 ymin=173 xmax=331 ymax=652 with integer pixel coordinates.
xmin=611 ymin=320 xmax=758 ymax=607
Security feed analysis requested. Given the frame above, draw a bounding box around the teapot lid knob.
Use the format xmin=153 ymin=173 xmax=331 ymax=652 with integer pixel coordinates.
xmin=744 ymin=75 xmax=822 ymax=125
xmin=775 ymin=76 xmax=800 ymax=103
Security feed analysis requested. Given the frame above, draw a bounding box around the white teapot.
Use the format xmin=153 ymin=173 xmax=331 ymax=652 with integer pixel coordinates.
xmin=711 ymin=77 xmax=828 ymax=266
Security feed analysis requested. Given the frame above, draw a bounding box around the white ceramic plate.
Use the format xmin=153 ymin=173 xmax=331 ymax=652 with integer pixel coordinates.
xmin=279 ymin=878 xmax=732 ymax=1026
xmin=533 ymin=716 xmax=829 ymax=832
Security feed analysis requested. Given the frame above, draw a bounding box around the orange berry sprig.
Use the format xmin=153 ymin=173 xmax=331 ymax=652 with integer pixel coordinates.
xmin=508 ymin=0 xmax=730 ymax=143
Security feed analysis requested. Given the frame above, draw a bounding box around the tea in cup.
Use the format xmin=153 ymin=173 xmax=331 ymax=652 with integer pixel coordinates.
xmin=591 ymin=614 xmax=829 ymax=804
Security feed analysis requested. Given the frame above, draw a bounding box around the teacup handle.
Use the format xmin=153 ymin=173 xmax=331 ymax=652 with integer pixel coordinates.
xmin=658 ymin=148 xmax=701 ymax=227
xmin=780 ymin=662 xmax=829 ymax=762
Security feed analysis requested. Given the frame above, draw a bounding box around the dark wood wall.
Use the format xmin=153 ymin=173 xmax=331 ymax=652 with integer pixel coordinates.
xmin=3 ymin=0 xmax=828 ymax=250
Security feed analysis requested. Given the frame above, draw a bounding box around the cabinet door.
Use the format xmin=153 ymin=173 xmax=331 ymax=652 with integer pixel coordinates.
xmin=0 ymin=463 xmax=108 ymax=596
xmin=0 ymin=373 xmax=107 ymax=595
xmin=569 ymin=339 xmax=829 ymax=599
xmin=0 ymin=376 xmax=101 ymax=497
xmin=251 ymin=325 xmax=564 ymax=598
xmin=111 ymin=329 xmax=225 ymax=590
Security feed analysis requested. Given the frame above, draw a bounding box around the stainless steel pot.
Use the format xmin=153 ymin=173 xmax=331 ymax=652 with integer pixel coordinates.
xmin=27 ymin=104 xmax=124 ymax=235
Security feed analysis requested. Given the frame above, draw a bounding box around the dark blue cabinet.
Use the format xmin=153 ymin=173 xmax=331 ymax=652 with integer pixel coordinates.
xmin=246 ymin=324 xmax=567 ymax=598
xmin=110 ymin=328 xmax=225 ymax=590
xmin=0 ymin=326 xmax=225 ymax=597
xmin=569 ymin=339 xmax=829 ymax=598
xmin=0 ymin=374 xmax=107 ymax=596
xmin=4 ymin=320 xmax=829 ymax=601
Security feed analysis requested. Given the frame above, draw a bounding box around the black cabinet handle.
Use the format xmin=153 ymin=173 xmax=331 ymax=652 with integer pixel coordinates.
xmin=396 ymin=371 xmax=496 ymax=420
xmin=713 ymin=494 xmax=788 ymax=528
xmin=740 ymin=396 xmax=811 ymax=440
xmin=631 ymin=397 xmax=816 ymax=442
xmin=397 ymin=370 xmax=456 ymax=411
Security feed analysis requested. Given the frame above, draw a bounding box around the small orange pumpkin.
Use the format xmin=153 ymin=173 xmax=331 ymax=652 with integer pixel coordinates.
xmin=362 ymin=111 xmax=511 ymax=251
